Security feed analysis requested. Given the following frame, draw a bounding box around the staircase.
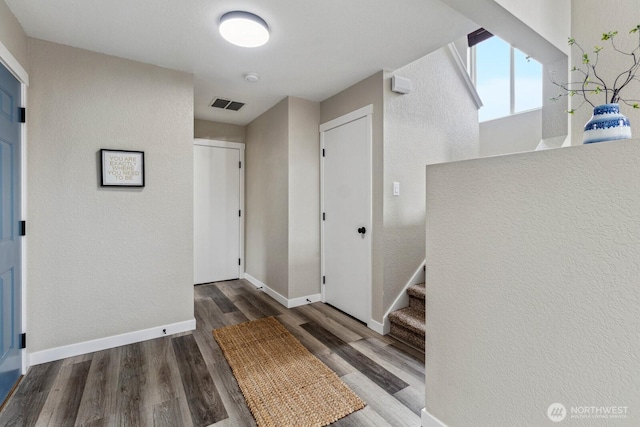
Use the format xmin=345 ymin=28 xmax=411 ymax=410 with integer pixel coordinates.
xmin=388 ymin=283 xmax=425 ymax=351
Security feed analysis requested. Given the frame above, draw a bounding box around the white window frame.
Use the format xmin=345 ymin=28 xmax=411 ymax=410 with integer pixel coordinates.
xmin=471 ymin=39 xmax=542 ymax=121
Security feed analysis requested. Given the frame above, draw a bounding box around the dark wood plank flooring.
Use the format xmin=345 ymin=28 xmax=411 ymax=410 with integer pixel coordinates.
xmin=0 ymin=280 xmax=425 ymax=426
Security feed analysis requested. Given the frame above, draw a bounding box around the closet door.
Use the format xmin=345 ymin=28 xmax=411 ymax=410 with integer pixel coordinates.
xmin=194 ymin=141 xmax=244 ymax=284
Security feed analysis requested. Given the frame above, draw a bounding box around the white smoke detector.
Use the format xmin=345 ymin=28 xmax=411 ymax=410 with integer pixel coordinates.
xmin=244 ymin=72 xmax=260 ymax=83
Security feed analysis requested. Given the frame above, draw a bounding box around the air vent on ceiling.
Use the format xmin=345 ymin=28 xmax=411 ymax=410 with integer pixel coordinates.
xmin=210 ymin=97 xmax=245 ymax=111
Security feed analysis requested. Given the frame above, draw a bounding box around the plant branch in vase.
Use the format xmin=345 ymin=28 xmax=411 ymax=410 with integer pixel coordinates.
xmin=551 ymin=25 xmax=640 ymax=144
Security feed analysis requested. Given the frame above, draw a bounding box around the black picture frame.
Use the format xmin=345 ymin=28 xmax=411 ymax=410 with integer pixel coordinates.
xmin=100 ymin=149 xmax=145 ymax=187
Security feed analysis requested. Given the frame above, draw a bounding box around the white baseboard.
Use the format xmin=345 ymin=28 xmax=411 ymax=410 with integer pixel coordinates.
xmin=422 ymin=408 xmax=448 ymax=427
xmin=367 ymin=318 xmax=389 ymax=335
xmin=244 ymin=273 xmax=288 ymax=306
xmin=244 ymin=273 xmax=320 ymax=309
xmin=287 ymin=293 xmax=322 ymax=308
xmin=28 ymin=318 xmax=196 ymax=366
xmin=381 ymin=260 xmax=426 ymax=333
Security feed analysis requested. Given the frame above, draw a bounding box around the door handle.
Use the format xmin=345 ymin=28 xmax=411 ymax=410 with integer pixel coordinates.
xmin=357 ymin=227 xmax=366 ymax=235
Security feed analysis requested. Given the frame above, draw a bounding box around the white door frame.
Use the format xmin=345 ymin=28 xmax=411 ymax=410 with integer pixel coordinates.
xmin=193 ymin=138 xmax=245 ymax=278
xmin=0 ymin=41 xmax=29 ymax=373
xmin=319 ymin=104 xmax=373 ymax=325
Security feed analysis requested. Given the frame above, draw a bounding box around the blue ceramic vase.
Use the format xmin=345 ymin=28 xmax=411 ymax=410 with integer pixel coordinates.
xmin=583 ymin=103 xmax=632 ymax=144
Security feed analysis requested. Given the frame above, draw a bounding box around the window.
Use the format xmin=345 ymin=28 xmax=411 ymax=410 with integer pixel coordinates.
xmin=513 ymin=48 xmax=542 ymax=113
xmin=470 ymin=33 xmax=542 ymax=122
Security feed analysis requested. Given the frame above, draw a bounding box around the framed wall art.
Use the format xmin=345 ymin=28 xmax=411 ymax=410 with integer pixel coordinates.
xmin=100 ymin=149 xmax=145 ymax=187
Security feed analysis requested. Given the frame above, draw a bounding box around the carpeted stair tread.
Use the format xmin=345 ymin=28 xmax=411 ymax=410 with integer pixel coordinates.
xmin=388 ymin=306 xmax=425 ymax=336
xmin=407 ymin=283 xmax=426 ymax=300
xmin=390 ymin=323 xmax=425 ymax=351
xmin=409 ymin=294 xmax=425 ymax=312
xmin=388 ymin=282 xmax=426 ymax=352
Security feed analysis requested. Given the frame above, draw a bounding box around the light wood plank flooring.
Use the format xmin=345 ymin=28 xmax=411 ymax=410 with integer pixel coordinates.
xmin=0 ymin=279 xmax=425 ymax=426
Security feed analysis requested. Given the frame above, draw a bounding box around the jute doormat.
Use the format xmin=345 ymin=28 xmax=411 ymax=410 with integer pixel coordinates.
xmin=212 ymin=316 xmax=366 ymax=427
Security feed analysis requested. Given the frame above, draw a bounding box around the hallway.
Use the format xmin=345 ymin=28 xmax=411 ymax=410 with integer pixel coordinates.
xmin=0 ymin=280 xmax=424 ymax=426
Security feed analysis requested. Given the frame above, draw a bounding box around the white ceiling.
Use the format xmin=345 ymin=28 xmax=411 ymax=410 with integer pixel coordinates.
xmin=6 ymin=0 xmax=477 ymax=125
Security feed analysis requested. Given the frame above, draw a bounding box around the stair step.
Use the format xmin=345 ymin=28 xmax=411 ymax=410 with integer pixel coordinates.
xmin=390 ymin=322 xmax=425 ymax=351
xmin=388 ymin=306 xmax=425 ymax=336
xmin=409 ymin=294 xmax=425 ymax=312
xmin=389 ymin=323 xmax=425 ymax=352
xmin=407 ymin=283 xmax=425 ymax=300
xmin=387 ymin=282 xmax=426 ymax=351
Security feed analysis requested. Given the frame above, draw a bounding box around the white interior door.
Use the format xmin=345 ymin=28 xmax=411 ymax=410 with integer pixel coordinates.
xmin=321 ymin=106 xmax=372 ymax=323
xmin=194 ymin=140 xmax=244 ymax=284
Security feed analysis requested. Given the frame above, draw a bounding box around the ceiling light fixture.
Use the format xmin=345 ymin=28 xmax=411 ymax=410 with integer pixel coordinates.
xmin=219 ymin=11 xmax=270 ymax=48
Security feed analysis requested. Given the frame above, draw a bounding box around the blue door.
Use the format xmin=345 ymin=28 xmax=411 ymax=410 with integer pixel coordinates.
xmin=0 ymin=62 xmax=22 ymax=403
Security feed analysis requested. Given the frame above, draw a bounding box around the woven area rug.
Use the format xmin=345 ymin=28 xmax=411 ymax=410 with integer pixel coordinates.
xmin=212 ymin=316 xmax=366 ymax=427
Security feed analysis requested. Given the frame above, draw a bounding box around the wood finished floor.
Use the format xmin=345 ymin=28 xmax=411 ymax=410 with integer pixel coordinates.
xmin=0 ymin=280 xmax=425 ymax=427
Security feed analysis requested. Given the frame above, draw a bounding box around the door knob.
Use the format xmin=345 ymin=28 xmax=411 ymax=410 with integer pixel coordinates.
xmin=357 ymin=227 xmax=366 ymax=235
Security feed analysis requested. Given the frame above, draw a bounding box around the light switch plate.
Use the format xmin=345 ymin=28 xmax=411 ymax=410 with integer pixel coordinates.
xmin=393 ymin=182 xmax=400 ymax=196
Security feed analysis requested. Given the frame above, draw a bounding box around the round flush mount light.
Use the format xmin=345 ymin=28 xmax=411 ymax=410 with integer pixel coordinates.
xmin=219 ymin=11 xmax=270 ymax=48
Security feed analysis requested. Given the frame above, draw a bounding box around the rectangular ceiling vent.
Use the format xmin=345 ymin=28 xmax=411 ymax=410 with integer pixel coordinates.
xmin=210 ymin=97 xmax=245 ymax=112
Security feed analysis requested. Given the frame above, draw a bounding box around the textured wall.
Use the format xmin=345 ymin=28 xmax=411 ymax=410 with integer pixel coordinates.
xmin=27 ymin=39 xmax=194 ymax=352
xmin=570 ymin=1 xmax=640 ymax=145
xmin=288 ymin=97 xmax=321 ymax=299
xmin=320 ymin=71 xmax=385 ymax=321
xmin=425 ymin=139 xmax=640 ymax=426
xmin=383 ymin=47 xmax=479 ymax=316
xmin=480 ymin=109 xmax=541 ymax=157
xmin=494 ymin=0 xmax=571 ymax=54
xmin=542 ymin=56 xmax=569 ymax=140
xmin=440 ymin=0 xmax=566 ymax=65
xmin=245 ymin=96 xmax=321 ymax=300
xmin=0 ymin=1 xmax=27 ymax=71
xmin=194 ymin=119 xmax=245 ymax=143
xmin=245 ymin=98 xmax=289 ymax=297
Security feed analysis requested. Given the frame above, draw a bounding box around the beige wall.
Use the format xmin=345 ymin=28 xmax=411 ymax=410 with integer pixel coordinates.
xmin=480 ymin=109 xmax=541 ymax=157
xmin=288 ymin=97 xmax=321 ymax=299
xmin=570 ymin=0 xmax=640 ymax=145
xmin=319 ymin=62 xmax=479 ymax=323
xmin=27 ymin=39 xmax=194 ymax=352
xmin=0 ymin=1 xmax=27 ymax=71
xmin=245 ymin=98 xmax=289 ymax=297
xmin=194 ymin=119 xmax=245 ymax=143
xmin=245 ymin=96 xmax=321 ymax=300
xmin=321 ymin=71 xmax=385 ymax=320
xmin=384 ymin=47 xmax=479 ymax=317
xmin=425 ymin=139 xmax=640 ymax=426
